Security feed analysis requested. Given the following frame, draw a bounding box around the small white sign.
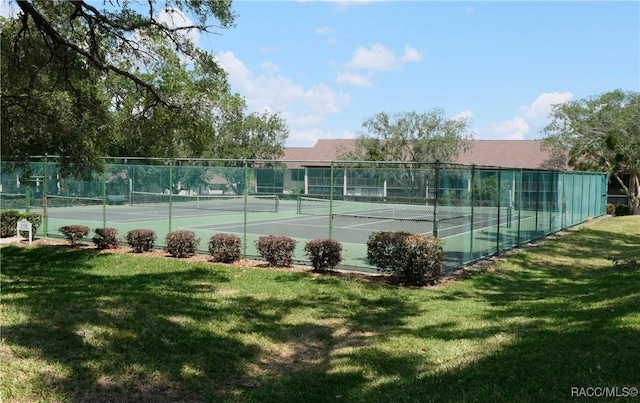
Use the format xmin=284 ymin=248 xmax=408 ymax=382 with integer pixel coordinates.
xmin=17 ymin=219 xmax=32 ymax=246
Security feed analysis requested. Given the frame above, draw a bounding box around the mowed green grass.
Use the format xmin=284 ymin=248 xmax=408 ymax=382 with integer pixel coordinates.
xmin=1 ymin=216 xmax=639 ymax=402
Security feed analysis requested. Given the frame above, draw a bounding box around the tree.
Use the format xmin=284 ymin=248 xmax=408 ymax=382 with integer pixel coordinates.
xmin=339 ymin=109 xmax=473 ymax=198
xmin=1 ymin=1 xmax=237 ymax=177
xmin=542 ymin=90 xmax=640 ymax=214
xmin=1 ymin=16 xmax=111 ymax=178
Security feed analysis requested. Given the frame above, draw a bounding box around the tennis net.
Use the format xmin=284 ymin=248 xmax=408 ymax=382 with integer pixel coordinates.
xmin=0 ymin=193 xmax=29 ymax=209
xmin=46 ymin=195 xmax=104 ymax=208
xmin=298 ymin=196 xmax=434 ymax=221
xmin=130 ymin=191 xmax=279 ymax=213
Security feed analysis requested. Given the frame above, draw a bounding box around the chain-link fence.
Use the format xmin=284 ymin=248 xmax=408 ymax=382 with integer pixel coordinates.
xmin=1 ymin=157 xmax=608 ymax=272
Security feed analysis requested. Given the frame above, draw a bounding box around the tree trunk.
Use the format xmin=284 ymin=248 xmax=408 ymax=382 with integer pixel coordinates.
xmin=612 ymin=173 xmax=640 ymax=215
xmin=631 ymin=174 xmax=640 ymax=215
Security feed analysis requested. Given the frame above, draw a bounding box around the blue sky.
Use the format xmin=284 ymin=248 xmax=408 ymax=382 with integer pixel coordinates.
xmin=205 ymin=1 xmax=639 ymax=147
xmin=2 ymin=1 xmax=638 ymax=147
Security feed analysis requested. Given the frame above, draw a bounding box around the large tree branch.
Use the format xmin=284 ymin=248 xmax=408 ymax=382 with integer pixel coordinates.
xmin=17 ymin=0 xmax=171 ymax=107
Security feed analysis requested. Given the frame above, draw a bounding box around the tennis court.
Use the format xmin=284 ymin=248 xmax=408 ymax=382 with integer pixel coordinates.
xmin=31 ymin=195 xmax=533 ymax=270
xmin=2 ymin=158 xmax=608 ymax=272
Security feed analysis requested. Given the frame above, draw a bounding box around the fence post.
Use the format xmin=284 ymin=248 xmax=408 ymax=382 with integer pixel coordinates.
xmin=433 ymin=161 xmax=440 ymax=238
xmin=547 ymin=171 xmax=558 ymax=234
xmin=168 ymin=160 xmax=173 ymax=233
xmin=470 ymin=165 xmax=475 ymax=260
xmin=25 ymin=186 xmax=31 ymax=213
xmin=517 ymin=169 xmax=522 ymax=245
xmin=243 ymin=161 xmax=249 ymax=258
xmin=43 ymin=154 xmax=48 ymax=236
xmin=580 ymin=173 xmax=585 ymax=221
xmin=496 ymin=168 xmax=502 ymax=253
xmin=329 ymin=162 xmax=334 ymax=240
xmin=102 ymin=173 xmax=107 ymax=229
xmin=587 ymin=173 xmax=592 ymax=218
xmin=534 ymin=169 xmax=540 ymax=239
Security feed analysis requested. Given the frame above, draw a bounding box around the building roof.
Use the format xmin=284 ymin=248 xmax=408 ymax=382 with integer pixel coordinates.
xmin=455 ymin=140 xmax=562 ymax=169
xmin=282 ymin=139 xmax=564 ymax=170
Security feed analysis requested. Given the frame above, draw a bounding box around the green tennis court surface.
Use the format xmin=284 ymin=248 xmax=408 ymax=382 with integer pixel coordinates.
xmin=30 ymin=198 xmax=541 ymax=271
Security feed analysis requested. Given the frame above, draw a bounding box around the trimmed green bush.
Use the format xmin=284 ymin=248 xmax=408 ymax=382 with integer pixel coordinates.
xmin=93 ymin=227 xmax=120 ymax=249
xmin=165 ymin=230 xmax=199 ymax=258
xmin=367 ymin=231 xmax=444 ymax=285
xmin=208 ymin=233 xmax=242 ymax=263
xmin=1 ymin=210 xmax=23 ymax=237
xmin=615 ymin=204 xmax=631 ymax=216
xmin=20 ymin=212 xmax=42 ymax=236
xmin=255 ymin=235 xmax=297 ymax=267
xmin=1 ymin=210 xmax=43 ymax=238
xmin=303 ymin=239 xmax=343 ymax=271
xmin=59 ymin=225 xmax=90 ymax=245
xmin=400 ymin=234 xmax=443 ymax=285
xmin=366 ymin=231 xmax=411 ymax=271
xmin=126 ymin=229 xmax=156 ymax=253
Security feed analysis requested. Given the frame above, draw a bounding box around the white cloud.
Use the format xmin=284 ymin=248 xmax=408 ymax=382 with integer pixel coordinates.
xmin=157 ymin=8 xmax=200 ymax=47
xmin=0 ymin=0 xmax=19 ymax=18
xmin=315 ymin=25 xmax=336 ymax=43
xmin=517 ymin=91 xmax=573 ymax=121
xmin=476 ymin=92 xmax=574 ymax=140
xmin=340 ymin=43 xmax=423 ymax=86
xmin=399 ymin=45 xmax=424 ymax=63
xmin=216 ymin=51 xmax=253 ymax=89
xmin=336 ymin=70 xmax=373 ymax=87
xmin=260 ymin=61 xmax=281 ymax=75
xmin=346 ymin=43 xmax=403 ymax=71
xmin=288 ymin=129 xmax=356 ymax=147
xmin=298 ymin=0 xmax=389 ymax=10
xmin=217 ymin=51 xmax=351 ymax=146
xmin=260 ymin=46 xmax=278 ymax=54
xmin=453 ymin=110 xmax=474 ymax=122
xmin=484 ymin=117 xmax=530 ymax=140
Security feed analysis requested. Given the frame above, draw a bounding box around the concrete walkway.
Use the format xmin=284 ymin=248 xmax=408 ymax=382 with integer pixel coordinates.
xmin=0 ymin=236 xmax=24 ymax=245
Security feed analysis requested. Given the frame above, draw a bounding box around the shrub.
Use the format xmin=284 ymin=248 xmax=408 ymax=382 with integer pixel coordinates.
xmin=208 ymin=233 xmax=242 ymax=263
xmin=1 ymin=210 xmax=23 ymax=237
xmin=367 ymin=231 xmax=443 ymax=286
xmin=1 ymin=210 xmax=43 ymax=238
xmin=615 ymin=204 xmax=631 ymax=217
xmin=165 ymin=230 xmax=200 ymax=258
xmin=366 ymin=231 xmax=411 ymax=270
xmin=606 ymin=203 xmax=616 ymax=216
xmin=20 ymin=212 xmax=42 ymax=237
xmin=255 ymin=235 xmax=297 ymax=267
xmin=126 ymin=229 xmax=156 ymax=253
xmin=400 ymin=234 xmax=443 ymax=285
xmin=303 ymin=239 xmax=343 ymax=271
xmin=93 ymin=227 xmax=120 ymax=249
xmin=59 ymin=225 xmax=90 ymax=245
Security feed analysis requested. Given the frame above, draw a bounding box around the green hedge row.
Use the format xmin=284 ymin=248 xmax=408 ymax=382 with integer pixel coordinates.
xmin=0 ymin=210 xmax=42 ymax=238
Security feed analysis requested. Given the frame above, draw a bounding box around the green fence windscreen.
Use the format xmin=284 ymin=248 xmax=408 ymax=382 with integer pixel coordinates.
xmin=1 ymin=158 xmax=608 ymax=272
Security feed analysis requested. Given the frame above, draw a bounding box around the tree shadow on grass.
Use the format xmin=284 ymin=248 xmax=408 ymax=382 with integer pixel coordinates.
xmin=234 ymin=226 xmax=640 ymax=402
xmin=3 ymin=222 xmax=638 ymax=402
xmin=1 ymin=245 xmax=421 ymax=402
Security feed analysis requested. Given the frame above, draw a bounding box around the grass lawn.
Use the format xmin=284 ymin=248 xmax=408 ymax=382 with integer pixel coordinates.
xmin=1 ymin=216 xmax=639 ymax=402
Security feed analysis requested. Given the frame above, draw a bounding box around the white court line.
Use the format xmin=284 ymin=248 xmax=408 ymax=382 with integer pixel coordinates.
xmin=440 ymin=216 xmax=536 ymax=240
xmin=195 ymin=215 xmax=329 ymax=231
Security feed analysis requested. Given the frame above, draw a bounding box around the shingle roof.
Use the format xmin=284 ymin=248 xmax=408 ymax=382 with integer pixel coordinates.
xmin=282 ymin=139 xmax=564 ymax=169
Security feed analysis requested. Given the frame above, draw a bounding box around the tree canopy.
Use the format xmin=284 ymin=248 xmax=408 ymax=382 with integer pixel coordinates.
xmin=1 ymin=1 xmax=288 ymax=179
xmin=542 ymin=89 xmax=640 ymax=213
xmin=339 ymin=109 xmax=473 ymax=197
xmin=341 ymin=109 xmax=473 ymax=164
